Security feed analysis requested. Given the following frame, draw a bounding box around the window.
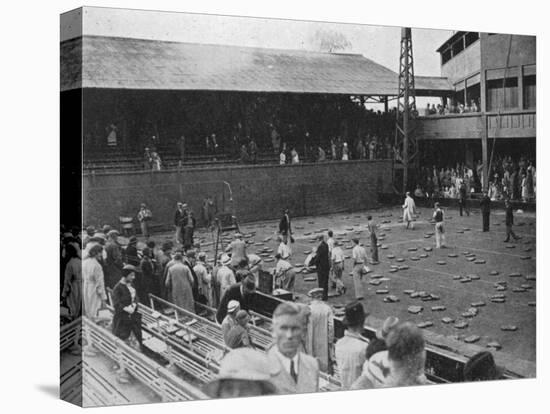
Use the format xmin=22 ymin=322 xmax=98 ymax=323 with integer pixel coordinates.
xmin=452 ymin=37 xmax=465 ymax=56
xmin=523 ymin=75 xmax=536 ymax=109
xmin=465 ymin=32 xmax=479 ymax=47
xmin=441 ymin=48 xmax=452 ymax=65
xmin=486 ymin=77 xmax=518 ymax=111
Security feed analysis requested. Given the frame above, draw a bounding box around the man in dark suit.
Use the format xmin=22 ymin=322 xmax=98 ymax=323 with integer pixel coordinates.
xmin=278 ymin=208 xmax=292 ymax=244
xmin=458 ymin=182 xmax=469 ymax=216
xmin=174 ymin=202 xmax=187 ymax=245
xmin=216 ymin=274 xmax=257 ymax=324
xmin=312 ymin=235 xmax=330 ymax=301
xmin=503 ymin=199 xmax=520 ymax=242
xmin=480 ymin=191 xmax=491 ymax=232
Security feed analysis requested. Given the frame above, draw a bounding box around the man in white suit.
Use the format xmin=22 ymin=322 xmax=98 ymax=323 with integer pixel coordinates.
xmin=402 ymin=191 xmax=417 ymax=229
xmin=267 ymin=302 xmax=319 ymax=394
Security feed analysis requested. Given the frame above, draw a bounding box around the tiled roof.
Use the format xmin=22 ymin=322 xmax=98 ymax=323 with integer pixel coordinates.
xmin=61 ymin=36 xmax=451 ymax=95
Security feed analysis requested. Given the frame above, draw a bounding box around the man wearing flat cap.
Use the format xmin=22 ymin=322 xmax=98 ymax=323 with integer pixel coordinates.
xmin=335 ymin=301 xmax=370 ymax=389
xmin=305 ymin=288 xmax=334 ymax=373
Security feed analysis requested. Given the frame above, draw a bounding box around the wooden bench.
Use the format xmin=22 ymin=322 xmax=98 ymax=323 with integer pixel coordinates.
xmin=82 ymin=317 xmax=207 ymax=402
xmin=60 ymin=317 xmax=81 ymax=352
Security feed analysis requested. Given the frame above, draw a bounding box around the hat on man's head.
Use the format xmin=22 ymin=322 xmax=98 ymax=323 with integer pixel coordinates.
xmin=343 ymin=301 xmax=367 ymax=327
xmin=308 ymin=287 xmax=324 ymax=298
xmin=463 ymin=351 xmax=503 ymax=382
xmin=227 ymin=300 xmax=240 ymax=314
xmin=198 ymin=252 xmax=207 ymax=260
xmin=376 ymin=316 xmax=399 ymax=340
xmin=203 ymin=348 xmax=279 ymax=397
xmin=86 ymin=225 xmax=96 ymax=234
xmin=221 ymin=254 xmax=231 ymax=266
xmin=107 ymin=229 xmax=119 ymax=238
xmin=234 ymin=233 xmax=242 ymax=238
xmin=102 ymin=225 xmax=112 ymax=234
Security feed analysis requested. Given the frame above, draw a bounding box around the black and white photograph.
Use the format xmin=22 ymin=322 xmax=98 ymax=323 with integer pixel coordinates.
xmin=55 ymin=2 xmax=541 ymax=410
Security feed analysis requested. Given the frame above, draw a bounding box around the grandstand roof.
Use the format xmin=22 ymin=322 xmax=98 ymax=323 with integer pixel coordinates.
xmin=61 ymin=35 xmax=452 ymax=95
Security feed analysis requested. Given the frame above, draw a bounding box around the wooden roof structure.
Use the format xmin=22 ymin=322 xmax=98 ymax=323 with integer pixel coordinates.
xmin=61 ymin=35 xmax=452 ymax=96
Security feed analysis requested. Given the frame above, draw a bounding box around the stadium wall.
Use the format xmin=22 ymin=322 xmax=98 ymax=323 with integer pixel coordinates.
xmin=83 ymin=160 xmax=393 ymax=229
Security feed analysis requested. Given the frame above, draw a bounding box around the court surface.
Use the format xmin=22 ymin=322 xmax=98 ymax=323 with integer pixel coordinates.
xmin=153 ymin=203 xmax=536 ymax=366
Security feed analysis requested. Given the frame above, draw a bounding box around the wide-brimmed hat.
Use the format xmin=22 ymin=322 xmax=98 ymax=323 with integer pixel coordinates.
xmin=308 ymin=287 xmax=324 ymax=298
xmin=343 ymin=301 xmax=367 ymax=327
xmin=227 ymin=300 xmax=240 ymax=313
xmin=203 ymin=348 xmax=279 ymax=397
xmin=376 ymin=316 xmax=399 ymax=340
xmin=221 ymin=254 xmax=231 ymax=266
xmin=463 ymin=351 xmax=503 ymax=381
xmin=107 ymin=229 xmax=120 ymax=238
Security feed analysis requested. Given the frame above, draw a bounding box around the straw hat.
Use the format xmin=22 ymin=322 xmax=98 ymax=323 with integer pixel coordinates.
xmin=203 ymin=348 xmax=279 ymax=397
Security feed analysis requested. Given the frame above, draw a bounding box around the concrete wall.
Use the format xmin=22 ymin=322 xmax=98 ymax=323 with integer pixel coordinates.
xmin=83 ymin=160 xmax=393 ymax=229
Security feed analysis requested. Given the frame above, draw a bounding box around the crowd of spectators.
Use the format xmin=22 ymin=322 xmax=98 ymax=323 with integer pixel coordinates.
xmin=413 ymin=155 xmax=536 ymax=202
xmin=423 ymin=99 xmax=481 ymax=117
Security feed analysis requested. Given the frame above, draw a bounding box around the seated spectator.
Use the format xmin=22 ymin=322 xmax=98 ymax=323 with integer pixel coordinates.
xmin=225 ymin=310 xmax=254 ymax=349
xmin=203 ymin=348 xmax=278 ymax=398
xmin=352 ymin=322 xmax=428 ymax=389
xmin=463 ymin=351 xmax=503 ymax=382
xmin=414 ymin=185 xmax=424 ymax=198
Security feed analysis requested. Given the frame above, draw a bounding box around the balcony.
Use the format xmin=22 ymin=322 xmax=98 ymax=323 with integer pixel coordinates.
xmin=415 ymin=110 xmax=535 ymax=140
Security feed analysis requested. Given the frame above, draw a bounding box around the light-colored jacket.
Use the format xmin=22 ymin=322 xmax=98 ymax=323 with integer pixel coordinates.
xmin=266 ymin=346 xmax=319 ymax=394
